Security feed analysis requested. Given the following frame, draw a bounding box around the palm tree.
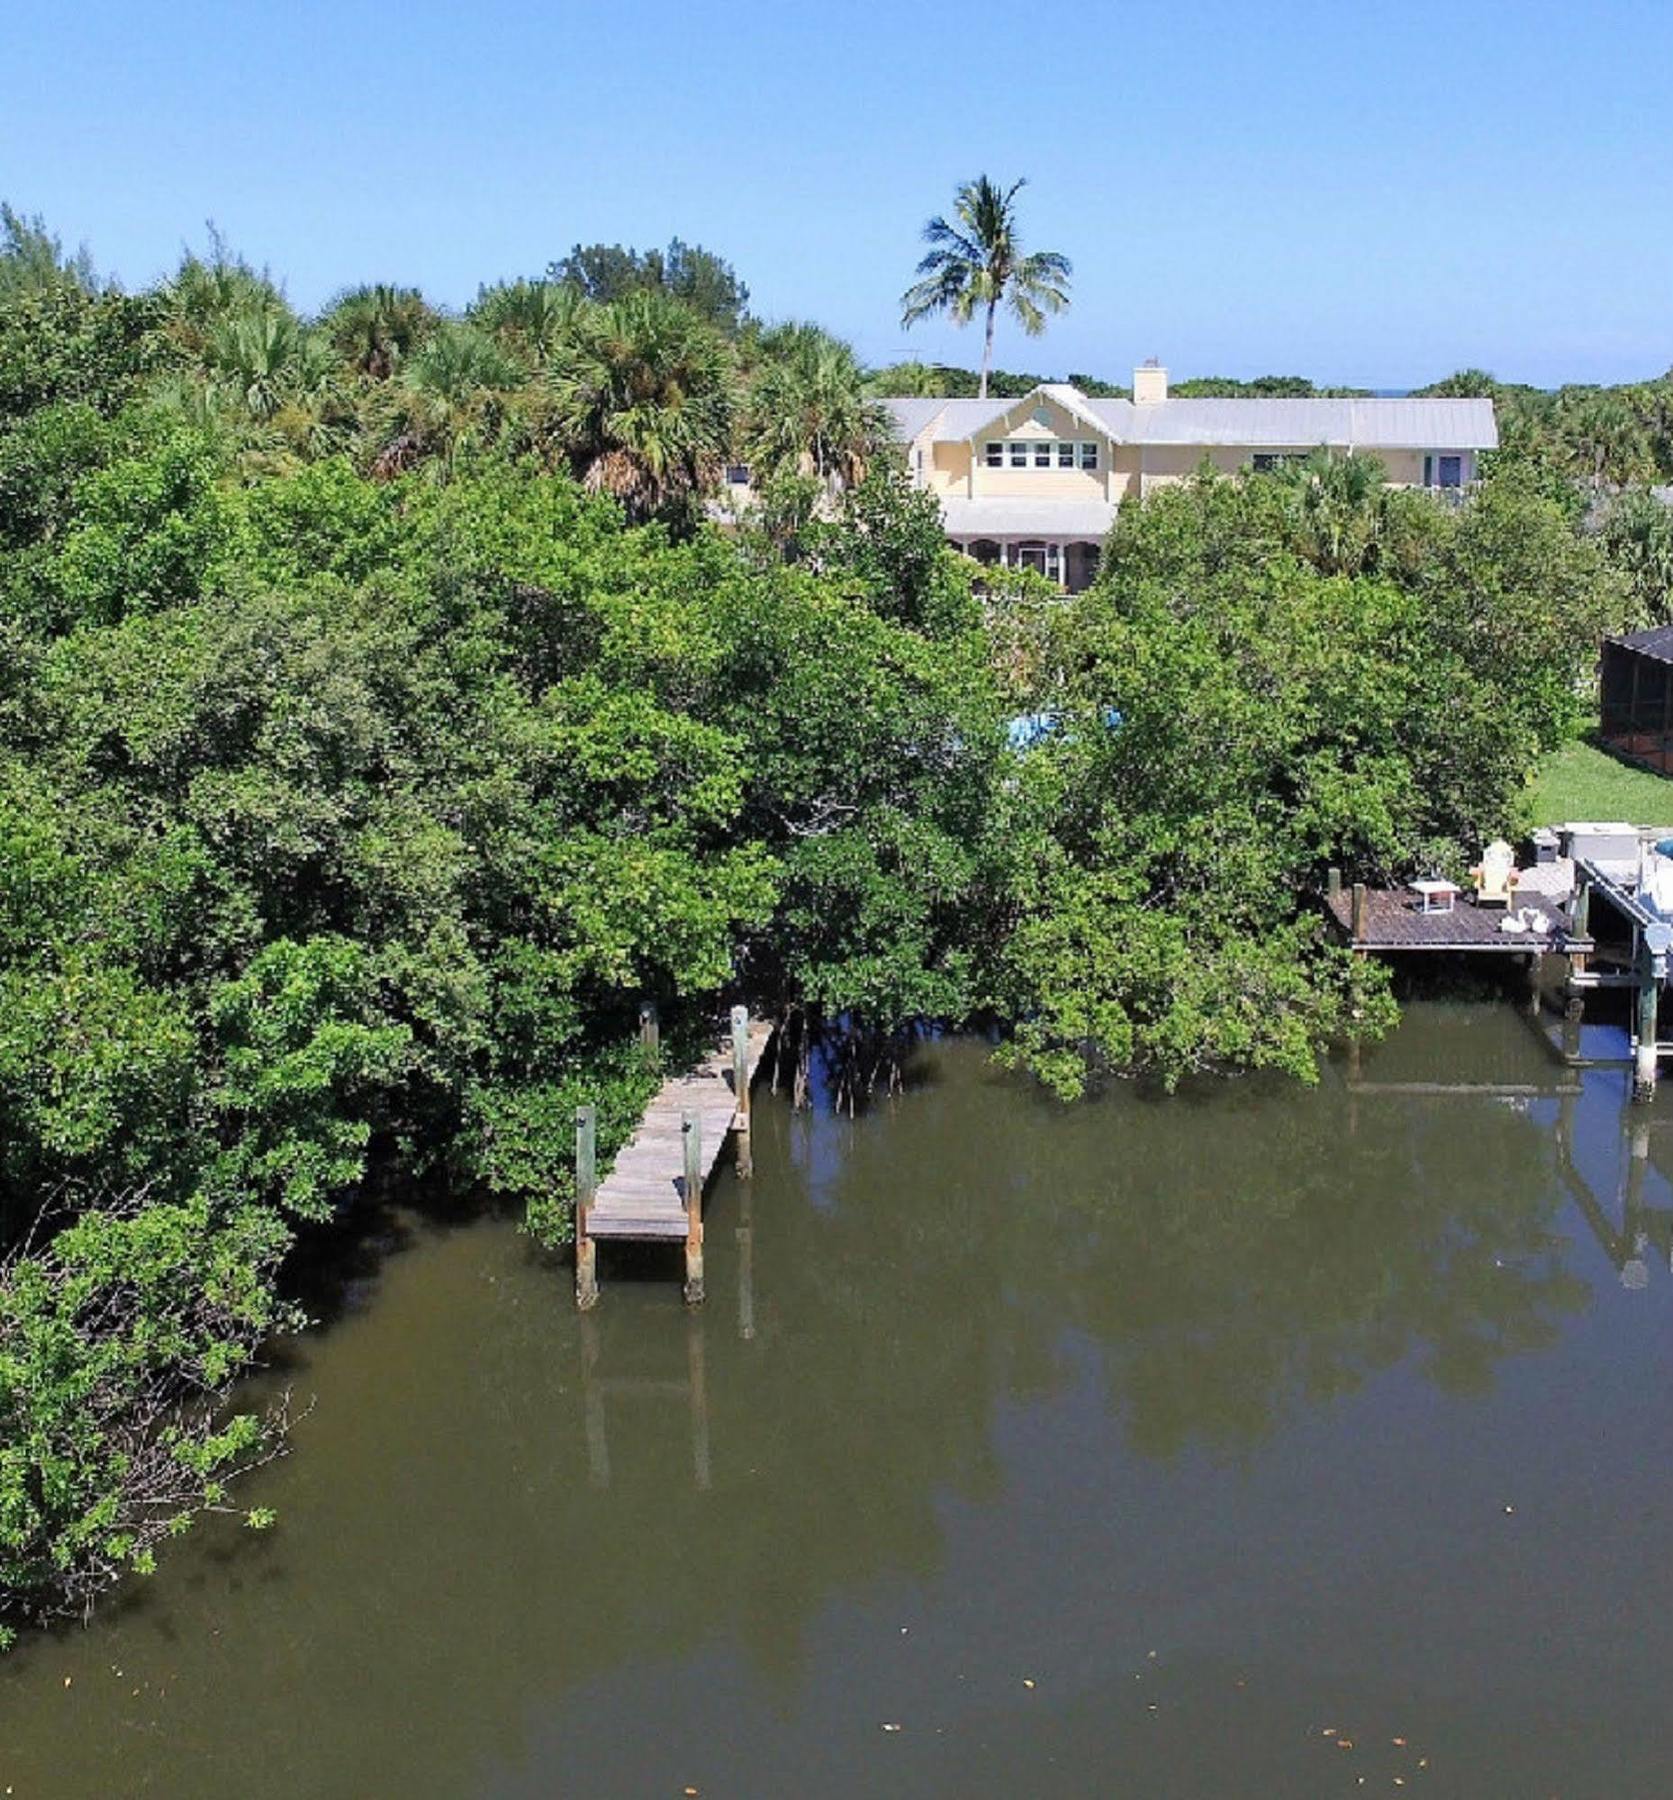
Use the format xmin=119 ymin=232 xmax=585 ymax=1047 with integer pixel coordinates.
xmin=900 ymin=177 xmax=1071 ymax=400
xmin=319 ymin=283 xmax=437 ymax=379
xmin=547 ymin=289 xmax=735 ymax=526
xmin=470 ymin=278 xmax=582 ymax=371
xmin=367 ymin=321 xmax=525 ymax=477
xmin=745 ymin=323 xmax=889 ymax=491
xmin=1559 ymin=387 xmax=1655 ymax=489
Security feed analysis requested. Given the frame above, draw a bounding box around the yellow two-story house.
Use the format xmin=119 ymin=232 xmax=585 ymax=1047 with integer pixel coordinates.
xmin=884 ymin=363 xmax=1498 ymax=592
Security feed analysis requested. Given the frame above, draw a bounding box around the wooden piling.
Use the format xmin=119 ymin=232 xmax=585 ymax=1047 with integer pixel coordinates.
xmin=575 ymin=1103 xmax=598 ymax=1310
xmin=1327 ymin=866 xmax=1342 ymax=900
xmin=1350 ymin=882 xmax=1368 ymax=945
xmin=683 ymin=1109 xmax=704 ymax=1304
xmin=1635 ymin=973 xmax=1659 ymax=1103
xmin=731 ymin=1003 xmax=753 ymax=1179
xmin=639 ymin=999 xmax=660 ymax=1061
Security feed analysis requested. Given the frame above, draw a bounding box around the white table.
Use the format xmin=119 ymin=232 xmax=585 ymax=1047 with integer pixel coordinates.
xmin=1409 ymin=879 xmax=1459 ymax=915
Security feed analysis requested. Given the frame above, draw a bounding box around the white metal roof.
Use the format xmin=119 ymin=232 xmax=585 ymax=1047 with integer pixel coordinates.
xmin=882 ymin=388 xmax=1497 ymax=451
xmin=938 ymin=497 xmax=1119 ymax=539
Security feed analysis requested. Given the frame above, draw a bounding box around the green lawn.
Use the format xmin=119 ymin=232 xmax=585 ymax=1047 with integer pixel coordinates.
xmin=1526 ymin=739 xmax=1673 ymax=827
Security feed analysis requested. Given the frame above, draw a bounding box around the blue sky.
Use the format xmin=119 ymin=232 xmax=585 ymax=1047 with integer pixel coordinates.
xmin=6 ymin=0 xmax=1670 ymax=387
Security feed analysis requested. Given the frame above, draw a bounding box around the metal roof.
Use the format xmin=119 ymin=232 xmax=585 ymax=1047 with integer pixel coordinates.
xmin=938 ymin=496 xmax=1118 ymax=538
xmin=881 ymin=398 xmax=951 ymax=442
xmin=1609 ymin=625 xmax=1673 ymax=666
xmin=881 ymin=398 xmax=1011 ymax=443
xmin=882 ymin=388 xmax=1498 ymax=451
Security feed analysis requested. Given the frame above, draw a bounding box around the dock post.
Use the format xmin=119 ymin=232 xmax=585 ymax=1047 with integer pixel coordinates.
xmin=731 ymin=1003 xmax=753 ymax=1179
xmin=683 ymin=1109 xmax=705 ymax=1304
xmin=575 ymin=1103 xmax=598 ymax=1309
xmin=1526 ymin=951 xmax=1543 ymax=1017
xmin=1566 ymin=881 xmax=1591 ymax=1022
xmin=1351 ymin=882 xmax=1368 ymax=945
xmin=1635 ymin=972 xmax=1659 ymax=1104
xmin=1327 ymin=866 xmax=1342 ymax=901
xmin=639 ymin=999 xmax=660 ymax=1063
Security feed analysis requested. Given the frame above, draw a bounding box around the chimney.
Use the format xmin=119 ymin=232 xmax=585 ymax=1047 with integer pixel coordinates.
xmin=1133 ymin=358 xmax=1168 ymax=404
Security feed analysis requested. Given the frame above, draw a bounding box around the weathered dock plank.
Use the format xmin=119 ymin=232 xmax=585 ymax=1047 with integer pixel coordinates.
xmin=577 ymin=1011 xmax=774 ymax=1305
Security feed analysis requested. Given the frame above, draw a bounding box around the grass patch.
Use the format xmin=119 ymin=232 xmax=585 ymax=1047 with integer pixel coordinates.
xmin=1526 ymin=738 xmax=1673 ymax=827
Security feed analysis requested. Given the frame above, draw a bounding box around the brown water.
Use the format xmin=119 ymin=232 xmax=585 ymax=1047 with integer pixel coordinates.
xmin=5 ymin=1004 xmax=1673 ymax=1798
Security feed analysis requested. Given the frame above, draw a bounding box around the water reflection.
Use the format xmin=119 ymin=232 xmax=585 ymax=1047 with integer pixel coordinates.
xmin=3 ymin=1009 xmax=1670 ymax=1798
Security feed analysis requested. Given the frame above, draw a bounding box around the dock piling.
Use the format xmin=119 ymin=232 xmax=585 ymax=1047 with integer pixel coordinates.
xmin=1635 ymin=971 xmax=1659 ymax=1103
xmin=575 ymin=1103 xmax=598 ymax=1310
xmin=731 ymin=1004 xmax=753 ymax=1178
xmin=683 ymin=1109 xmax=705 ymax=1304
xmin=1351 ymin=882 xmax=1368 ymax=945
xmin=639 ymin=999 xmax=660 ymax=1062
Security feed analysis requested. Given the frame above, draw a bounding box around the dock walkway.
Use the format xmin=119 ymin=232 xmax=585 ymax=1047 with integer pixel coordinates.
xmin=576 ymin=1010 xmax=774 ymax=1307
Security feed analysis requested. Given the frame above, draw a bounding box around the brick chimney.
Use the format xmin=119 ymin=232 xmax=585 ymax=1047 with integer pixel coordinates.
xmin=1133 ymin=359 xmax=1168 ymax=404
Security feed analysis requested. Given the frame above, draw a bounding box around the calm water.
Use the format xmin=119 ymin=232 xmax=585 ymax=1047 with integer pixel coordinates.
xmin=5 ymin=1005 xmax=1673 ymax=1797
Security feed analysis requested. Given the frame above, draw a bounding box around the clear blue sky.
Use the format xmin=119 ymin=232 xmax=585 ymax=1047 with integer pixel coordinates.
xmin=6 ymin=0 xmax=1670 ymax=387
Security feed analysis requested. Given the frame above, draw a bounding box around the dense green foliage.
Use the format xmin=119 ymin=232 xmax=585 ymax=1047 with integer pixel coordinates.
xmin=982 ymin=454 xmax=1623 ymax=1097
xmin=0 ymin=209 xmax=1637 ymax=1633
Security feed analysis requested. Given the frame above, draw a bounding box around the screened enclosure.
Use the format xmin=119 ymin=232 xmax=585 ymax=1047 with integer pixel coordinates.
xmin=1601 ymin=627 xmax=1673 ymax=774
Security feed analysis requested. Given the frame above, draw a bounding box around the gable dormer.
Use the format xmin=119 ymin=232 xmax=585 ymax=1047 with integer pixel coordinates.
xmin=961 ymin=386 xmax=1114 ymax=497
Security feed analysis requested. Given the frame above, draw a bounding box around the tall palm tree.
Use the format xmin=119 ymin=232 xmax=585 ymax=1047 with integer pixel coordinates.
xmin=547 ymin=289 xmax=735 ymax=526
xmin=900 ymin=177 xmax=1071 ymax=400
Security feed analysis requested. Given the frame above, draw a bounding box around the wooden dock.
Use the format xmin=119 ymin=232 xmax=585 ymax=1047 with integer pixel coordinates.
xmin=575 ymin=1007 xmax=774 ymax=1307
xmin=1324 ymin=883 xmax=1587 ymax=954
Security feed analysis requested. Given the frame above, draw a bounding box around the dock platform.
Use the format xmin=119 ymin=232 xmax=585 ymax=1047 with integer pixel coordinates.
xmin=575 ymin=1009 xmax=774 ymax=1307
xmin=1325 ymin=883 xmax=1589 ymax=955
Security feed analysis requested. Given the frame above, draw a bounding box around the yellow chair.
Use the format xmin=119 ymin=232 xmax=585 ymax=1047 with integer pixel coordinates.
xmin=1471 ymin=839 xmax=1520 ymax=907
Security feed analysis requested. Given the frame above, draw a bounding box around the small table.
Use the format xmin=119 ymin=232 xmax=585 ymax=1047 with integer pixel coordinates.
xmin=1409 ymin=879 xmax=1459 ymax=915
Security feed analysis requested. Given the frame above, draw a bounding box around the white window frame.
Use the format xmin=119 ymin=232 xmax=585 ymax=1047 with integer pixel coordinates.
xmin=1009 ymin=441 xmax=1028 ymax=468
xmin=985 ymin=441 xmax=1003 ymax=468
xmin=1057 ymin=441 xmax=1075 ymax=468
xmin=1079 ymin=441 xmax=1099 ymax=470
xmin=1033 ymin=440 xmax=1052 ymax=468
